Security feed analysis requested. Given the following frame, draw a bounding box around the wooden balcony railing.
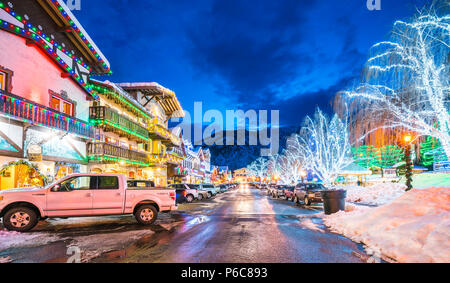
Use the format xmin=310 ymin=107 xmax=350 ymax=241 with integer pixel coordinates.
xmin=0 ymin=91 xmax=95 ymax=138
xmin=88 ymin=142 xmax=148 ymax=165
xmin=89 ymin=106 xmax=149 ymax=141
xmin=148 ymin=123 xmax=181 ymax=145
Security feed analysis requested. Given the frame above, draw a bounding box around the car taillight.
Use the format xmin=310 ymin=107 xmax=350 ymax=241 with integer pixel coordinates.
xmin=169 ymin=191 xmax=175 ymax=200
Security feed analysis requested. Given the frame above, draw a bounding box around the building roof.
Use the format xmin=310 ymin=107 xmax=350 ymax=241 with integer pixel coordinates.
xmin=90 ymin=79 xmax=152 ymax=119
xmin=0 ymin=0 xmax=111 ymax=99
xmin=117 ymin=82 xmax=184 ymax=119
xmin=42 ymin=0 xmax=111 ymax=74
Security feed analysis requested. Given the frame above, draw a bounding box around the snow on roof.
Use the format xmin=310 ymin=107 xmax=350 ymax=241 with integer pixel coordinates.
xmin=57 ymin=0 xmax=110 ymax=69
xmin=116 ymin=82 xmax=175 ymax=95
xmin=90 ymin=79 xmax=152 ymax=116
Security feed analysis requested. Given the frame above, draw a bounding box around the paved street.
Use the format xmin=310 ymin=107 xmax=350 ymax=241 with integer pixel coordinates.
xmin=0 ymin=186 xmax=368 ymax=263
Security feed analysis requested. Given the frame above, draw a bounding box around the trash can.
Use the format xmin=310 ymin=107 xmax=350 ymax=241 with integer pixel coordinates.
xmin=320 ymin=190 xmax=347 ymax=215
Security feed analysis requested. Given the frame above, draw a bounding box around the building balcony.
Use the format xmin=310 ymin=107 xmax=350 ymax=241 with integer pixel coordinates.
xmin=88 ymin=142 xmax=148 ymax=166
xmin=0 ymin=91 xmax=95 ymax=139
xmin=148 ymin=123 xmax=180 ymax=146
xmin=89 ymin=106 xmax=149 ymax=142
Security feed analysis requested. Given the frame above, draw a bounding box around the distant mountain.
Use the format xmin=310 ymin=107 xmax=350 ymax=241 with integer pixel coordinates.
xmin=199 ymin=126 xmax=299 ymax=170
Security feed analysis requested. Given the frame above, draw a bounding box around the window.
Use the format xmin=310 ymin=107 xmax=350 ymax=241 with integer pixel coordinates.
xmin=58 ymin=176 xmax=94 ymax=192
xmin=96 ymin=176 xmax=119 ymax=190
xmin=0 ymin=71 xmax=6 ymax=91
xmin=50 ymin=95 xmax=74 ymax=116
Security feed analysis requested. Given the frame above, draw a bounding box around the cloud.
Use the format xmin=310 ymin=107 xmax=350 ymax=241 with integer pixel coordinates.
xmin=186 ymin=0 xmax=316 ymax=104
xmin=184 ymin=0 xmax=365 ymax=126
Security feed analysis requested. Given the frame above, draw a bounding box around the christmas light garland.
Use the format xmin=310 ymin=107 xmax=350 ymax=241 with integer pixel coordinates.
xmin=90 ymin=118 xmax=149 ymax=142
xmin=0 ymin=91 xmax=95 ymax=138
xmin=89 ymin=83 xmax=153 ymax=120
xmin=0 ymin=2 xmax=112 ymax=100
xmin=88 ymin=156 xmax=149 ymax=167
xmin=48 ymin=0 xmax=111 ymax=73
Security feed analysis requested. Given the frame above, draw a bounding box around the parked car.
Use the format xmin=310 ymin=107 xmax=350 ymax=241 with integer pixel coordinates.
xmin=283 ymin=186 xmax=296 ymax=200
xmin=191 ymin=184 xmax=215 ymax=198
xmin=185 ymin=184 xmax=209 ymax=200
xmin=202 ymin=184 xmax=220 ymax=194
xmin=293 ymin=183 xmax=327 ymax=205
xmin=0 ymin=174 xmax=177 ymax=232
xmin=218 ymin=184 xmax=229 ymax=193
xmin=168 ymin=183 xmax=199 ymax=203
xmin=266 ymin=184 xmax=277 ymax=196
xmin=268 ymin=185 xmax=284 ymax=198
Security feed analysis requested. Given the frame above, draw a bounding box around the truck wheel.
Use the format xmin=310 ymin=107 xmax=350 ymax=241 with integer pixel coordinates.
xmin=197 ymin=194 xmax=203 ymax=201
xmin=134 ymin=205 xmax=158 ymax=225
xmin=3 ymin=207 xmax=38 ymax=232
xmin=207 ymin=192 xmax=212 ymax=198
xmin=186 ymin=194 xmax=194 ymax=203
xmin=304 ymin=197 xmax=311 ymax=206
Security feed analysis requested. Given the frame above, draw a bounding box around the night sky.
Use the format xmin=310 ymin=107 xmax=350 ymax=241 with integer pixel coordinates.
xmin=73 ymin=0 xmax=429 ymax=128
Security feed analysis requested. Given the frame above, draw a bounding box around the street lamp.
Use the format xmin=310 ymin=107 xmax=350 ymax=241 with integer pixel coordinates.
xmin=300 ymin=170 xmax=307 ymax=183
xmin=403 ymin=134 xmax=413 ymax=191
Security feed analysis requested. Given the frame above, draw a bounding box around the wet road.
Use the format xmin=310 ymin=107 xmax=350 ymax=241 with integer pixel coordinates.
xmin=94 ymin=187 xmax=367 ymax=263
xmin=0 ymin=186 xmax=368 ymax=263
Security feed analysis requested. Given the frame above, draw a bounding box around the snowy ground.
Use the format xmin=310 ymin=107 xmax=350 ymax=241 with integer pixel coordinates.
xmin=411 ymin=173 xmax=450 ymax=188
xmin=322 ymin=187 xmax=450 ymax=263
xmin=339 ymin=173 xmax=449 ymax=206
xmin=0 ymin=215 xmax=173 ymax=262
xmin=0 ymin=194 xmax=229 ymax=263
xmin=339 ymin=183 xmax=406 ymax=206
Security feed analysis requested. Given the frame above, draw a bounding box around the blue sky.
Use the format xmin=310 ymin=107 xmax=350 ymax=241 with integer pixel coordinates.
xmin=73 ymin=0 xmax=431 ymax=128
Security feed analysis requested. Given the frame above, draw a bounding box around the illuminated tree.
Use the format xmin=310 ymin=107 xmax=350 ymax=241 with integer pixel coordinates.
xmin=344 ymin=8 xmax=450 ymax=158
xmin=247 ymin=157 xmax=268 ymax=182
xmin=296 ymin=108 xmax=354 ymax=186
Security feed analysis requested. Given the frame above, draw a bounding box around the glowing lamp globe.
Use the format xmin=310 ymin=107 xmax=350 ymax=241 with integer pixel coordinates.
xmin=404 ymin=135 xmax=412 ymax=143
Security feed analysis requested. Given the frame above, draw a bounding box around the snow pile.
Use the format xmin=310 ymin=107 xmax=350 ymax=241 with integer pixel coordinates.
xmin=341 ymin=183 xmax=407 ymax=206
xmin=299 ymin=218 xmax=325 ymax=233
xmin=323 ymin=187 xmax=450 ymax=263
xmin=0 ymin=229 xmax=61 ymax=250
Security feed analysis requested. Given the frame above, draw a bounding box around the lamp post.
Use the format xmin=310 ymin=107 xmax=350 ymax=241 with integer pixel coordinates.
xmin=300 ymin=170 xmax=306 ymax=183
xmin=403 ymin=134 xmax=413 ymax=191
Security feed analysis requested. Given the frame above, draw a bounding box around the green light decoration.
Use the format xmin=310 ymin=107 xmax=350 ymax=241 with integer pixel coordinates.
xmin=0 ymin=4 xmax=102 ymax=100
xmin=88 ymin=156 xmax=149 ymax=167
xmin=420 ymin=137 xmax=447 ymax=168
xmin=375 ymin=145 xmax=404 ymax=168
xmin=90 ymin=119 xmax=149 ymax=141
xmin=88 ymin=83 xmax=153 ymax=120
xmin=352 ymin=144 xmax=404 ymax=169
xmin=352 ymin=145 xmax=376 ymax=168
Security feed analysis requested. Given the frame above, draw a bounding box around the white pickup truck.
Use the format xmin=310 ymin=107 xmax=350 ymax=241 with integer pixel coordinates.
xmin=0 ymin=174 xmax=177 ymax=232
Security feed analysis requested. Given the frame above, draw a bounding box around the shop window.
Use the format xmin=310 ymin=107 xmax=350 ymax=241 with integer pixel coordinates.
xmin=0 ymin=67 xmax=13 ymax=92
xmin=50 ymin=95 xmax=74 ymax=116
xmin=0 ymin=71 xmax=6 ymax=91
